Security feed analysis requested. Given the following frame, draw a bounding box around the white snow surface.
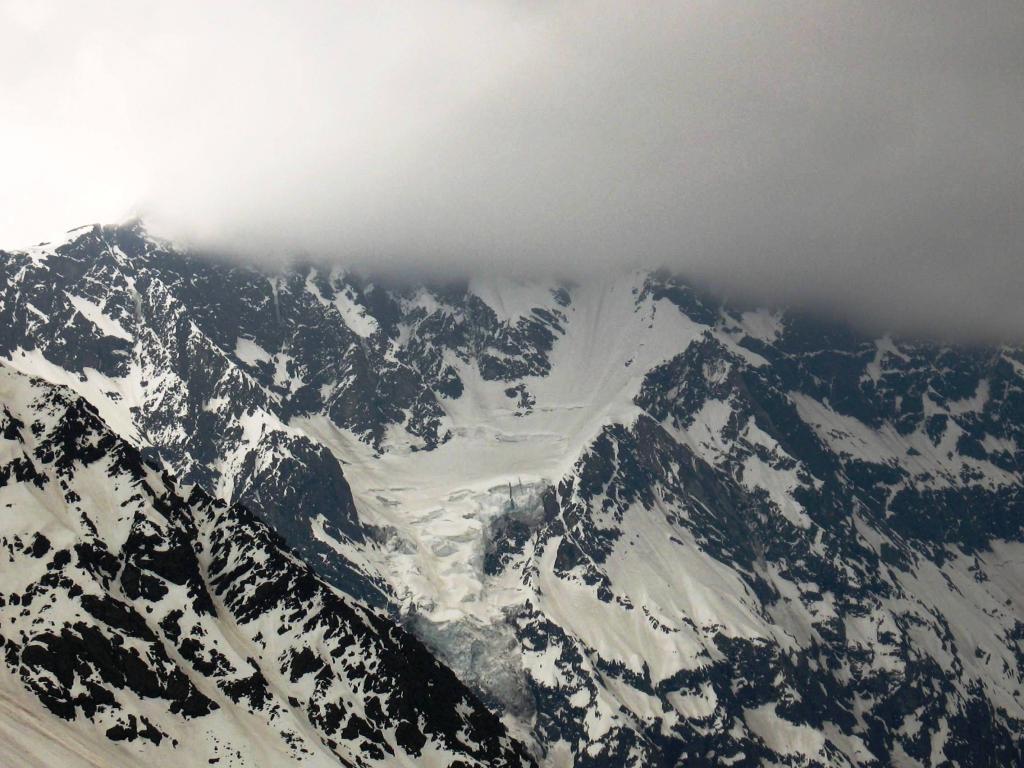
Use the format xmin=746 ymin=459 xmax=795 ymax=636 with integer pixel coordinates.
xmin=296 ymin=274 xmax=707 ymax=624
xmin=65 ymin=292 xmax=134 ymax=341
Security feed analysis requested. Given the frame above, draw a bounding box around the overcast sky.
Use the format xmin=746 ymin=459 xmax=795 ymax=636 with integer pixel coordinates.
xmin=2 ymin=1 xmax=1022 ymax=341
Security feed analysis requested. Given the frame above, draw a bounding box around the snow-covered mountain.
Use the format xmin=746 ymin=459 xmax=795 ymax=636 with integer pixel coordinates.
xmin=1 ymin=222 xmax=1022 ymax=766
xmin=0 ymin=362 xmax=531 ymax=767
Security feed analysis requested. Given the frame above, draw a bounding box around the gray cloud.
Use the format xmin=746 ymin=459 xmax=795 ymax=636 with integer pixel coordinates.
xmin=2 ymin=1 xmax=1023 ymax=341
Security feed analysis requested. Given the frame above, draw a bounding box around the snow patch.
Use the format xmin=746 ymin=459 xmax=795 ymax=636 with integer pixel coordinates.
xmin=234 ymin=337 xmax=272 ymax=367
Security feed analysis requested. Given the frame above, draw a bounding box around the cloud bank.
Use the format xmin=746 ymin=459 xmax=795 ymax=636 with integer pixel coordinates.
xmin=2 ymin=1 xmax=1023 ymax=341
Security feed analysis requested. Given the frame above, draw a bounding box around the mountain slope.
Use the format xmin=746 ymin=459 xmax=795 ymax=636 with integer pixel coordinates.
xmin=1 ymin=223 xmax=1022 ymax=766
xmin=0 ymin=361 xmax=532 ymax=766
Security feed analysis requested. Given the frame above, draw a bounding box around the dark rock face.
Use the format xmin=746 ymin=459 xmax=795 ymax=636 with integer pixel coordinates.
xmin=1 ymin=224 xmax=1023 ymax=767
xmin=0 ymin=363 xmax=533 ymax=766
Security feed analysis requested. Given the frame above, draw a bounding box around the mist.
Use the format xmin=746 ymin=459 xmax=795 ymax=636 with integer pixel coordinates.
xmin=2 ymin=1 xmax=1023 ymax=341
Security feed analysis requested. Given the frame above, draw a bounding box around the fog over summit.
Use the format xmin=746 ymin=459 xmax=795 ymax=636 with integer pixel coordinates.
xmin=3 ymin=1 xmax=1023 ymax=341
xmin=3 ymin=9 xmax=1024 ymax=762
